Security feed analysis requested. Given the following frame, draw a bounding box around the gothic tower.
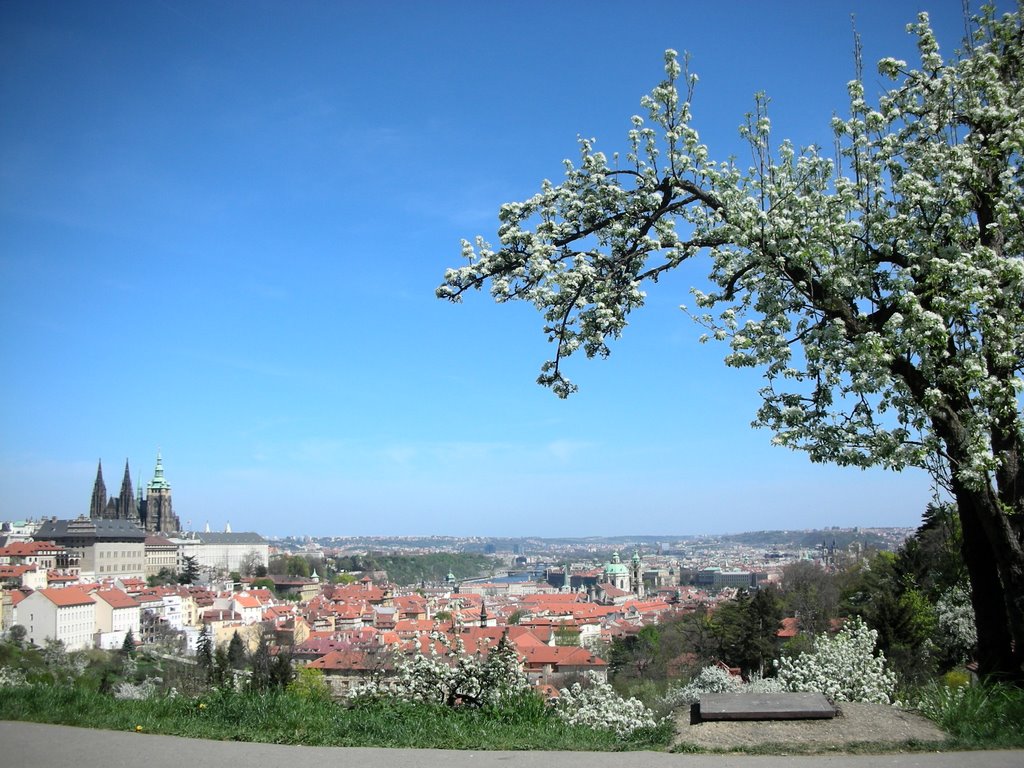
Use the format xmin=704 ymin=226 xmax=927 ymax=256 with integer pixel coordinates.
xmin=136 ymin=481 xmax=145 ymax=523
xmin=89 ymin=460 xmax=107 ymax=519
xmin=116 ymin=460 xmax=135 ymax=520
xmin=143 ymin=452 xmax=180 ymax=533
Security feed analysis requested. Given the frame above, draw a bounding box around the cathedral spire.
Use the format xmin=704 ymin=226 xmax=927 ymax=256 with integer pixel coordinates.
xmin=89 ymin=460 xmax=107 ymax=519
xmin=144 ymin=450 xmax=180 ymax=533
xmin=117 ymin=459 xmax=135 ymax=520
xmin=149 ymin=450 xmax=170 ymax=490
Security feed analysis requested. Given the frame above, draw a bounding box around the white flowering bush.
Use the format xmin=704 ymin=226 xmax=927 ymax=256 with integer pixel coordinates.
xmin=660 ymin=665 xmax=741 ymax=709
xmin=113 ymin=678 xmax=160 ymax=700
xmin=746 ymin=673 xmax=786 ymax=695
xmin=775 ymin=617 xmax=897 ymax=704
xmin=660 ymin=666 xmax=786 ymax=709
xmin=0 ymin=665 xmax=28 ymax=688
xmin=555 ymin=672 xmax=658 ymax=738
xmin=934 ymin=583 xmax=977 ymax=664
xmin=40 ymin=639 xmax=87 ymax=682
xmin=353 ymin=632 xmax=531 ymax=708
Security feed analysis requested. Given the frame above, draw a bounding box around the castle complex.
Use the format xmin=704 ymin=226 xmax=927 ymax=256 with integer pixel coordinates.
xmin=88 ymin=453 xmax=181 ymax=534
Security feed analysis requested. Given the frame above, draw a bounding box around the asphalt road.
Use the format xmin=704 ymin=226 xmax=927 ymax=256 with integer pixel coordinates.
xmin=1 ymin=721 xmax=1022 ymax=768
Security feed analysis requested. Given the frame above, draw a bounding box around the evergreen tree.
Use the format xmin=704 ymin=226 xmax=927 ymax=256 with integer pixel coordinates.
xmin=196 ymin=629 xmax=214 ymax=680
xmin=212 ymin=645 xmax=231 ymax=687
xmin=269 ymin=650 xmax=295 ymax=690
xmin=227 ymin=630 xmax=246 ymax=669
xmin=248 ymin=631 xmax=273 ymax=692
xmin=121 ymin=629 xmax=136 ymax=658
xmin=179 ymin=555 xmax=200 ymax=585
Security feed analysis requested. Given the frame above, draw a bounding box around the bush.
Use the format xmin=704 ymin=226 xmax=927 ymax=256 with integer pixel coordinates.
xmin=555 ymin=672 xmax=659 ymax=738
xmin=941 ymin=669 xmax=970 ymax=689
xmin=775 ymin=617 xmax=897 ymax=704
xmin=112 ymin=679 xmax=159 ymax=700
xmin=288 ymin=667 xmax=332 ymax=702
xmin=353 ymin=631 xmax=530 ymax=708
xmin=659 ymin=665 xmax=785 ymax=710
xmin=934 ymin=584 xmax=977 ymax=666
xmin=660 ymin=665 xmax=741 ymax=709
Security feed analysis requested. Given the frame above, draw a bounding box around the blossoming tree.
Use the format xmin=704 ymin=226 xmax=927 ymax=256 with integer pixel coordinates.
xmin=438 ymin=8 xmax=1024 ymax=681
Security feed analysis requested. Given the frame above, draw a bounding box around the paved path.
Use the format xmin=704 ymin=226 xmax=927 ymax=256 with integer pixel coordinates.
xmin=1 ymin=721 xmax=1022 ymax=768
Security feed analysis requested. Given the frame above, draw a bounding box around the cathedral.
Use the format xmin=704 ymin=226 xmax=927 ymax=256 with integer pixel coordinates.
xmin=89 ymin=452 xmax=181 ymax=534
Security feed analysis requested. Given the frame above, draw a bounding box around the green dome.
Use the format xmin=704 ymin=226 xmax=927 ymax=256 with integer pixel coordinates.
xmin=604 ymin=551 xmax=628 ymax=576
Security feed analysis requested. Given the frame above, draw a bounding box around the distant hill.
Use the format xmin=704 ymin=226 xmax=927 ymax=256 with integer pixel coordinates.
xmin=705 ymin=528 xmax=912 ymax=551
xmin=289 ymin=527 xmax=913 ymax=556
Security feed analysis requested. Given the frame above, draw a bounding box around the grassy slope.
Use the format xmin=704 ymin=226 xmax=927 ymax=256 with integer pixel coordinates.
xmin=0 ymin=684 xmax=671 ymax=750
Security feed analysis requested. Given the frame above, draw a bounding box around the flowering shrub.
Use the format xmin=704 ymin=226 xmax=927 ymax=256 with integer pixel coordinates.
xmin=660 ymin=665 xmax=741 ymax=708
xmin=555 ymin=672 xmax=658 ymax=738
xmin=113 ymin=678 xmax=160 ymax=700
xmin=353 ymin=631 xmax=531 ymax=708
xmin=660 ymin=666 xmax=786 ymax=709
xmin=41 ymin=639 xmax=87 ymax=680
xmin=0 ymin=666 xmax=27 ymax=688
xmin=935 ymin=584 xmax=977 ymax=664
xmin=775 ymin=617 xmax=897 ymax=704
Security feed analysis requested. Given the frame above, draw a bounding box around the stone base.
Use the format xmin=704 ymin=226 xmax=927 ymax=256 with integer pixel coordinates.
xmin=698 ymin=692 xmax=836 ymax=721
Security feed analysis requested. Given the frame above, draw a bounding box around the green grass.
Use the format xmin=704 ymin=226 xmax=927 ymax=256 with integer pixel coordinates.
xmin=914 ymin=680 xmax=1024 ymax=749
xmin=2 ymin=638 xmax=1020 ymax=754
xmin=0 ymin=683 xmax=671 ymax=750
xmin=6 ymin=677 xmax=1024 ymax=753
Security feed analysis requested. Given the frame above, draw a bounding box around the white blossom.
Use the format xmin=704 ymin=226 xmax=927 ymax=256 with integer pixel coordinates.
xmin=775 ymin=617 xmax=897 ymax=704
xmin=438 ymin=7 xmax=1024 ymax=680
xmin=934 ymin=583 xmax=977 ymax=663
xmin=555 ymin=671 xmax=659 ymax=738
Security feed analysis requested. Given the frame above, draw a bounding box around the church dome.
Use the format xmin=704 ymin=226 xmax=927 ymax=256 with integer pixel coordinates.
xmin=604 ymin=551 xmax=629 ymax=577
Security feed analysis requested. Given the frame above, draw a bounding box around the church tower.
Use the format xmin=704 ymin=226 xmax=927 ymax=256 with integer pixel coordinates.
xmin=116 ymin=460 xmax=135 ymax=520
xmin=143 ymin=452 xmax=180 ymax=533
xmin=630 ymin=550 xmax=645 ymax=598
xmin=89 ymin=460 xmax=107 ymax=519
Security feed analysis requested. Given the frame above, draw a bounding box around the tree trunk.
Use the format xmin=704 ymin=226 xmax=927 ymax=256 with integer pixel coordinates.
xmin=954 ymin=478 xmax=1024 ymax=683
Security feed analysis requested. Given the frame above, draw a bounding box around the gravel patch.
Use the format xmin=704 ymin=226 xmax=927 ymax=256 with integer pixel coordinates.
xmin=672 ymin=701 xmax=948 ymax=752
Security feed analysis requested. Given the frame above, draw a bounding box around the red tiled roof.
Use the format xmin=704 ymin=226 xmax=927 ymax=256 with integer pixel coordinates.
xmin=232 ymin=593 xmax=262 ymax=609
xmin=521 ymin=645 xmax=606 ymax=668
xmin=46 ymin=572 xmax=79 ymax=584
xmin=777 ymin=617 xmax=799 ymax=638
xmin=0 ymin=564 xmax=37 ymax=576
xmin=307 ymin=649 xmax=391 ymax=671
xmin=36 ymin=587 xmax=94 ymax=607
xmin=94 ymin=589 xmax=139 ymax=609
xmin=0 ymin=541 xmax=62 ymax=556
xmin=520 ymin=593 xmax=587 ymax=604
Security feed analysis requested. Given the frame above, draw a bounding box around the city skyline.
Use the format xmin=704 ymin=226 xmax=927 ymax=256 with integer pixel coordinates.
xmin=1 ymin=1 xmax=982 ymax=537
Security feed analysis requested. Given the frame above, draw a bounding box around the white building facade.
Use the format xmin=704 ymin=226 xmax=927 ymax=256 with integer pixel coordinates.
xmin=19 ymin=588 xmax=96 ymax=651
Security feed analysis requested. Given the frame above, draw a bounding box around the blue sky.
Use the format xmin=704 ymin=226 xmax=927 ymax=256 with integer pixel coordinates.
xmin=0 ymin=1 xmax=980 ymax=537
